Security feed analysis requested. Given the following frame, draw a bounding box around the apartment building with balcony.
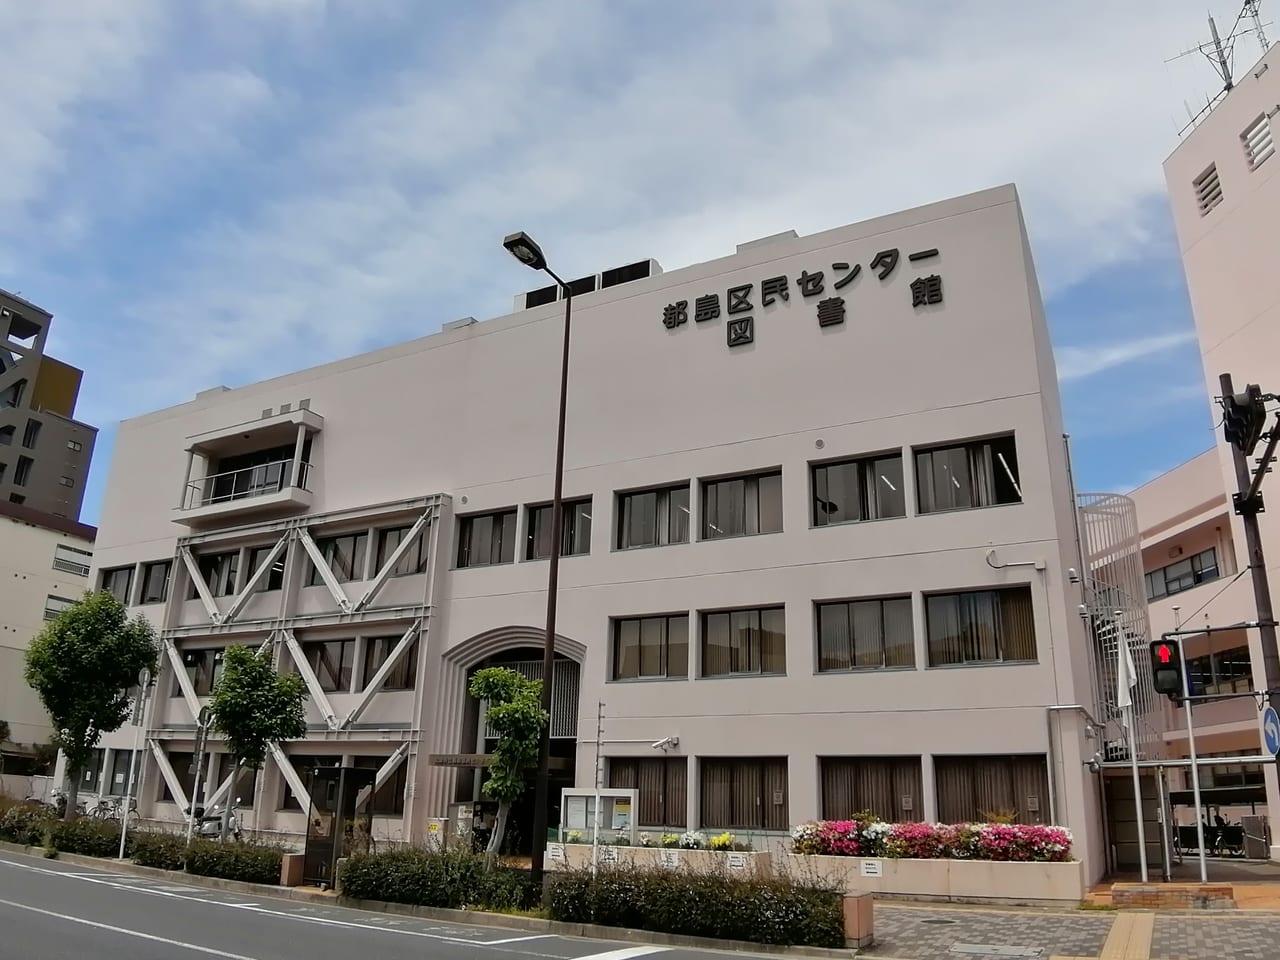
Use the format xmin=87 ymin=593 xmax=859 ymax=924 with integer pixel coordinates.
xmin=0 ymin=289 xmax=97 ymax=519
xmin=1147 ymin=42 xmax=1280 ymax=852
xmin=0 ymin=500 xmax=95 ymax=768
xmin=87 ymin=184 xmax=1112 ymax=880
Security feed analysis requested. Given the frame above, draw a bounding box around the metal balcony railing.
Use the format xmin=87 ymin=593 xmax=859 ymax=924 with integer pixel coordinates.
xmin=183 ymin=459 xmax=311 ymax=510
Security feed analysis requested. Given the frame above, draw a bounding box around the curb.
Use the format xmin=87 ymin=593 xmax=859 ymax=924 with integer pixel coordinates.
xmin=0 ymin=841 xmax=860 ymax=958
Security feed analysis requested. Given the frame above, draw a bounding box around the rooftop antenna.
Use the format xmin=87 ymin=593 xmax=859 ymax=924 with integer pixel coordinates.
xmin=1167 ymin=8 xmax=1263 ymax=133
xmin=1244 ymin=0 xmax=1272 ymax=52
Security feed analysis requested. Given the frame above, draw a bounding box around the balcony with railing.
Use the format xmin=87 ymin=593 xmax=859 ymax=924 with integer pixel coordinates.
xmin=177 ymin=458 xmax=313 ymax=527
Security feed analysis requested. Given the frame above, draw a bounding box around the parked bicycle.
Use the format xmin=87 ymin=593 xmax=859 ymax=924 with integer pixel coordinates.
xmin=87 ymin=795 xmax=138 ymax=825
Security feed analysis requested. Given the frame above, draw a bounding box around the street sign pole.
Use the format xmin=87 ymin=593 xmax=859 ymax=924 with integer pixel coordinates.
xmin=186 ymin=706 xmax=211 ymax=844
xmin=117 ymin=668 xmax=151 ymax=859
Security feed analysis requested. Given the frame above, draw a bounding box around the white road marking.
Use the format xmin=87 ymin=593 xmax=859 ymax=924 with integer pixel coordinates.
xmin=0 ymin=896 xmax=260 ymax=959
xmin=572 ymin=948 xmax=669 ymax=960
xmin=0 ymin=854 xmax=554 ymax=948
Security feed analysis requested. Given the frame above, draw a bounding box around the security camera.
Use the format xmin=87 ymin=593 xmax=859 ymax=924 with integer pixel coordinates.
xmin=1068 ymin=567 xmax=1080 ymax=584
xmin=651 ymin=736 xmax=678 ymax=750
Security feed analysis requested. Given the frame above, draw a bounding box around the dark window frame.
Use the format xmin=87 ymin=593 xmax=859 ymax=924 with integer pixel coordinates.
xmin=925 ymin=585 xmax=1037 ymax=667
xmin=934 ymin=754 xmax=1050 ymax=825
xmin=298 ymin=639 xmax=356 ymax=693
xmin=189 ymin=551 xmax=238 ymax=599
xmin=172 ymin=647 xmax=225 ymax=697
xmin=1146 ymin=547 xmax=1220 ymax=601
xmin=140 ymin=560 xmax=172 ymax=604
xmin=247 ymin=545 xmax=286 ymax=592
xmin=915 ymin=434 xmax=1022 ymax=515
xmin=306 ymin=532 xmax=369 ymax=585
xmin=700 ymin=605 xmax=786 ymax=678
xmin=375 ymin=525 xmax=430 ymax=577
xmin=699 ymin=756 xmax=789 ymax=831
xmin=816 ymin=596 xmax=915 ymax=671
xmin=811 ymin=452 xmax=906 ymax=526
xmin=615 ymin=483 xmax=690 ymax=550
xmin=456 ymin=509 xmax=517 ymax=568
xmin=611 ymin=614 xmax=690 ymax=681
xmin=101 ymin=566 xmax=134 ymax=605
xmin=820 ymin=756 xmax=924 ymax=822
xmin=352 ymin=755 xmax=408 ymax=815
xmin=700 ymin=470 xmax=783 ymax=540
xmin=526 ymin=497 xmax=592 ymax=560
xmin=361 ymin=635 xmax=418 ymax=691
xmin=609 ymin=756 xmax=687 ymax=828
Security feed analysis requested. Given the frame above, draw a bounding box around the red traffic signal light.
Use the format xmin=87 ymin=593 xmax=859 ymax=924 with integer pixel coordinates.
xmin=1149 ymin=640 xmax=1184 ymax=698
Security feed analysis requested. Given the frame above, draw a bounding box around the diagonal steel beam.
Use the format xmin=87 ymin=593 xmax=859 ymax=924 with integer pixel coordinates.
xmin=164 ymin=638 xmax=202 ymax=720
xmin=222 ymin=532 xmax=290 ymax=623
xmin=296 ymin=528 xmax=353 ymax=613
xmin=280 ymin=629 xmax=340 ymax=729
xmin=203 ymin=768 xmax=238 ymax=810
xmin=179 ymin=546 xmax=223 ymax=623
xmin=268 ymin=742 xmax=311 ymax=810
xmin=352 ymin=510 xmax=432 ymax=612
xmin=354 ymin=744 xmax=409 ymax=811
xmin=148 ymin=739 xmax=189 ymax=814
xmin=342 ymin=621 xmax=420 ymax=728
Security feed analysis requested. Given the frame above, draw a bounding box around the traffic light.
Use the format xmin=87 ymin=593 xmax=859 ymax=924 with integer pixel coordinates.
xmin=1150 ymin=639 xmax=1184 ymax=699
xmin=1222 ymin=384 xmax=1268 ymax=456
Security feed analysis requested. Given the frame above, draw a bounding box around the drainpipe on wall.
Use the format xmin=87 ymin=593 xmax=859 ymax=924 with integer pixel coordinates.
xmin=1044 ymin=704 xmax=1099 ymax=830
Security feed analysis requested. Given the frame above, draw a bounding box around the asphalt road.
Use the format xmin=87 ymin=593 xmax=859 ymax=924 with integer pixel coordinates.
xmin=0 ymin=851 xmax=774 ymax=960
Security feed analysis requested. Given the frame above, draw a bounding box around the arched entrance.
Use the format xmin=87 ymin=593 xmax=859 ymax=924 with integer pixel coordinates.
xmin=441 ymin=627 xmax=584 ymax=856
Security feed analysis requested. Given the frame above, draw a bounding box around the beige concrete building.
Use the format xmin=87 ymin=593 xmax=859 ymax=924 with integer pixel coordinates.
xmin=1123 ymin=41 xmax=1280 ymax=859
xmin=0 ymin=289 xmax=98 ymax=518
xmin=88 ymin=184 xmax=1115 ymax=880
xmin=0 ymin=501 xmax=95 ymax=759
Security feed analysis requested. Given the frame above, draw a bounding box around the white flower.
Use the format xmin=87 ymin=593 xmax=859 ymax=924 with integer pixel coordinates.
xmin=679 ymin=830 xmax=706 ymax=849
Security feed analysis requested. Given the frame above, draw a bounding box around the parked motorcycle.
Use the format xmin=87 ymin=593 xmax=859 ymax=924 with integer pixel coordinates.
xmin=189 ymin=797 xmax=243 ymax=842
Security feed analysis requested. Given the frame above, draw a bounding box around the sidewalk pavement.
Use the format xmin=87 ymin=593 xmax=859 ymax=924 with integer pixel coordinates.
xmin=869 ymin=902 xmax=1280 ymax=960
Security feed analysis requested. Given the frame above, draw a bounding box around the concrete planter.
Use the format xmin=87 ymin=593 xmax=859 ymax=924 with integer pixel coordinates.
xmin=547 ymin=843 xmax=772 ymax=877
xmin=780 ymin=853 xmax=1084 ymax=906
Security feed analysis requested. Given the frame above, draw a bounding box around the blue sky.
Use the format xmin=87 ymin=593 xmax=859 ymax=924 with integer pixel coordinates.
xmin=3 ymin=1 xmax=1260 ymax=525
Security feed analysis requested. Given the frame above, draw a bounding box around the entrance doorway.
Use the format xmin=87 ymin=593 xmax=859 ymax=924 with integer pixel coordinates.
xmin=459 ymin=649 xmax=581 ymax=856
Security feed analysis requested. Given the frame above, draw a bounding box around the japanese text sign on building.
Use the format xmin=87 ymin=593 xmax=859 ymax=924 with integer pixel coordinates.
xmin=661 ymin=246 xmax=943 ymax=349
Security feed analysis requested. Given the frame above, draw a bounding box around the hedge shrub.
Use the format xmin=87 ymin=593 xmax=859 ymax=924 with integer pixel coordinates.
xmin=45 ymin=818 xmax=128 ymax=857
xmin=791 ymin=819 xmax=1073 ymax=862
xmin=547 ymin=866 xmax=845 ymax=948
xmin=0 ymin=804 xmax=55 ymax=846
xmin=132 ymin=831 xmax=188 ymax=870
xmin=185 ymin=839 xmax=284 ymax=885
xmin=340 ymin=848 xmax=536 ymax=911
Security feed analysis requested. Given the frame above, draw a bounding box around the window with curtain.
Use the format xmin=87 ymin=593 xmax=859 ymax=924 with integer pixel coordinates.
xmin=915 ymin=435 xmax=1021 ymax=514
xmin=609 ymin=757 xmax=687 ymax=828
xmin=187 ymin=551 xmax=238 ymax=598
xmin=811 ymin=454 xmax=905 ymax=526
xmin=816 ymin=596 xmax=914 ymax=671
xmin=353 ymin=755 xmax=408 ymax=815
xmin=699 ymin=757 xmax=788 ymax=831
xmin=101 ymin=566 xmax=134 ymax=605
xmin=616 ymin=484 xmax=690 ymax=549
xmin=702 ymin=471 xmax=783 ymax=539
xmin=307 ymin=533 xmax=368 ymax=585
xmin=456 ymin=510 xmax=517 ymax=567
xmin=375 ymin=525 xmax=429 ymax=577
xmin=701 ymin=606 xmax=786 ymax=677
xmin=820 ymin=756 xmax=923 ymax=822
xmin=361 ymin=635 xmax=418 ymax=690
xmin=300 ymin=639 xmax=355 ymax=692
xmin=925 ymin=586 xmax=1036 ymax=666
xmin=934 ymin=754 xmax=1049 ymax=824
xmin=526 ymin=498 xmax=592 ymax=559
xmin=612 ymin=614 xmax=689 ymax=680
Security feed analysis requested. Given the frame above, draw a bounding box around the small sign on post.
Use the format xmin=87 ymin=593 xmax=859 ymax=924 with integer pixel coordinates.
xmin=859 ymin=860 xmax=883 ymax=878
xmin=726 ymin=852 xmax=748 ymax=870
xmin=547 ymin=843 xmax=566 ymax=864
xmin=658 ymin=849 xmax=679 ymax=869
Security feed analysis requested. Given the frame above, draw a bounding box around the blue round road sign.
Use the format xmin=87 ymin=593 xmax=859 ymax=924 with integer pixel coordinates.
xmin=1263 ymin=706 xmax=1280 ymax=757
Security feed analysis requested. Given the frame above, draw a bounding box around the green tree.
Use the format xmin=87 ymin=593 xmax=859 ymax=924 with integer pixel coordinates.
xmin=0 ymin=720 xmax=10 ymax=776
xmin=467 ymin=667 xmax=548 ymax=868
xmin=208 ymin=645 xmax=307 ymax=834
xmin=23 ymin=591 xmax=158 ymax=819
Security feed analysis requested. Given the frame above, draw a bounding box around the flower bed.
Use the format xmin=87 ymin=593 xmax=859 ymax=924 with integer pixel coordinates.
xmin=791 ymin=820 xmax=1072 ymax=862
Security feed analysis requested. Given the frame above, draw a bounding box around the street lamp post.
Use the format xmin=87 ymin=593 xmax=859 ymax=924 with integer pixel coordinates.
xmin=503 ymin=231 xmax=572 ymax=887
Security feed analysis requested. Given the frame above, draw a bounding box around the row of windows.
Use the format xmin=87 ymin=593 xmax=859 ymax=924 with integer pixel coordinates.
xmin=1145 ymin=547 xmax=1220 ymax=602
xmin=172 ymin=635 xmax=418 ymax=697
xmin=611 ymin=585 xmax=1036 ymax=680
xmin=606 ymin=753 xmax=1049 ymax=831
xmin=1185 ymin=645 xmax=1253 ymax=697
xmin=99 ymin=522 xmax=431 ymax=605
xmin=455 ymin=434 xmax=1023 ymax=568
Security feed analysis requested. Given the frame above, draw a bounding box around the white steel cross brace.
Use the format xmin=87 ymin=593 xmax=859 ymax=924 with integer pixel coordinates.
xmin=268 ymin=742 xmax=311 ymax=809
xmin=179 ymin=545 xmax=223 ymax=623
xmin=280 ymin=629 xmax=340 ymax=730
xmin=296 ymin=528 xmax=353 ymax=613
xmin=354 ymin=744 xmax=409 ymax=811
xmin=352 ymin=510 xmax=432 ymax=612
xmin=148 ymin=739 xmax=189 ymax=814
xmin=222 ymin=532 xmax=290 ymax=624
xmin=342 ymin=621 xmax=420 ymax=728
xmin=164 ymin=637 xmax=202 ymax=720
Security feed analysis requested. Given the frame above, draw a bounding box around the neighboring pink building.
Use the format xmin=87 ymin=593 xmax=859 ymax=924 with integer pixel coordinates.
xmin=85 ymin=184 xmax=1110 ymax=879
xmin=1129 ymin=41 xmax=1280 ymax=857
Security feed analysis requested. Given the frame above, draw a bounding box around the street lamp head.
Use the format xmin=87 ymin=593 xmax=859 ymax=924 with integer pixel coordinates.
xmin=503 ymin=231 xmax=548 ymax=271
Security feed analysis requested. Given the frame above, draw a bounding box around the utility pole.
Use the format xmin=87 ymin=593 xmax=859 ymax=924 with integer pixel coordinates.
xmin=1220 ymin=374 xmax=1280 ymax=720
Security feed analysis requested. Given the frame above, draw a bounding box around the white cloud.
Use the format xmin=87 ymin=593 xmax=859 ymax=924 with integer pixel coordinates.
xmin=3 ymin=0 xmax=1264 ymax=423
xmin=1056 ymin=330 xmax=1198 ymax=382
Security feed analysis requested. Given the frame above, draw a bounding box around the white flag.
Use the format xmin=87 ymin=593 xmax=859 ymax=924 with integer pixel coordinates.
xmin=1116 ymin=637 xmax=1137 ymax=713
